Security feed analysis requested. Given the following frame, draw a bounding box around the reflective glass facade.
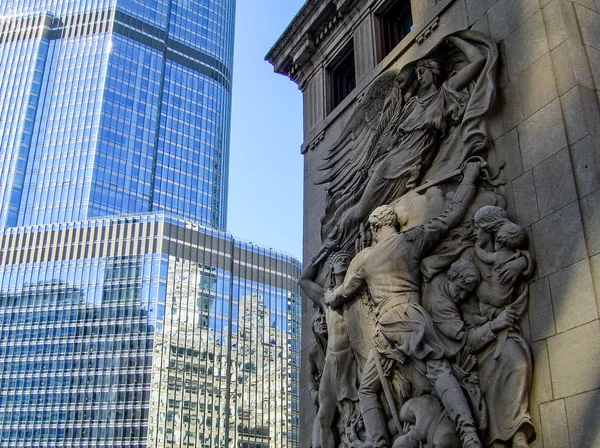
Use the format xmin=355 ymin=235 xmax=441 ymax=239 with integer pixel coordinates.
xmin=0 ymin=1 xmax=302 ymax=447
xmin=0 ymin=0 xmax=233 ymax=230
xmin=0 ymin=215 xmax=301 ymax=447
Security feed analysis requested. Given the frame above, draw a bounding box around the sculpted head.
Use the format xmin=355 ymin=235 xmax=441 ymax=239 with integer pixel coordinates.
xmin=474 ymin=205 xmax=508 ymax=232
xmin=329 ymin=251 xmax=351 ymax=276
xmin=369 ymin=205 xmax=399 ymax=241
xmin=312 ymin=307 xmax=328 ymax=340
xmin=446 ymin=259 xmax=479 ymax=302
xmin=495 ymin=221 xmax=525 ymax=250
xmin=396 ymin=64 xmax=417 ymax=95
xmin=416 ymin=58 xmax=444 ymax=90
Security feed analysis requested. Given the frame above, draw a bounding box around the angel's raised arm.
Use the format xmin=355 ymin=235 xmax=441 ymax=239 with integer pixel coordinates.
xmin=446 ymin=36 xmax=485 ymax=92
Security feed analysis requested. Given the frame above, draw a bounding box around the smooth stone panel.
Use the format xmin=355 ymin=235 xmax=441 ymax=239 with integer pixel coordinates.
xmin=504 ymin=11 xmax=549 ymax=79
xmin=550 ymin=40 xmax=595 ymax=96
xmin=533 ymin=148 xmax=577 ymax=218
xmin=518 ymin=99 xmax=567 ymax=171
xmin=532 ymin=201 xmax=587 ymax=277
xmin=565 ymin=389 xmax=600 ymax=448
xmin=547 ymin=320 xmax=600 ymax=398
xmin=529 ymin=277 xmax=557 ymax=341
xmin=549 ymin=259 xmax=598 ymax=333
xmin=542 ymin=0 xmax=582 ymax=49
xmin=518 ymin=52 xmax=558 ymax=119
xmin=488 ymin=0 xmax=540 ymax=41
xmin=539 ymin=400 xmax=570 ymax=448
xmin=580 ymin=188 xmax=600 ymax=256
xmin=512 ymin=170 xmax=540 ymax=227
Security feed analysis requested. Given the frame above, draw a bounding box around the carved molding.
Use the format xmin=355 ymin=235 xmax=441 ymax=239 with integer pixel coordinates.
xmin=416 ymin=16 xmax=440 ymax=44
xmin=302 ymin=130 xmax=326 ymax=154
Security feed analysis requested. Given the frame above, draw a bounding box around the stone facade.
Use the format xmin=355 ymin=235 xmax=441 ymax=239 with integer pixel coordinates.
xmin=267 ymin=1 xmax=600 ymax=446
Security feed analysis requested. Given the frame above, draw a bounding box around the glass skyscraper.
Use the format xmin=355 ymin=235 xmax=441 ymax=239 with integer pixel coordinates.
xmin=0 ymin=1 xmax=301 ymax=447
xmin=1 ymin=0 xmax=232 ymax=229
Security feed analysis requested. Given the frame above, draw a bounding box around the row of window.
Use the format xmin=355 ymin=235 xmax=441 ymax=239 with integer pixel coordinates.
xmin=329 ymin=0 xmax=413 ymax=110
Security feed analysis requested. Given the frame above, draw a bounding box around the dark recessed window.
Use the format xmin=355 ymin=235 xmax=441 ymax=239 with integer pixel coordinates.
xmin=377 ymin=0 xmax=413 ymax=60
xmin=328 ymin=42 xmax=356 ymax=112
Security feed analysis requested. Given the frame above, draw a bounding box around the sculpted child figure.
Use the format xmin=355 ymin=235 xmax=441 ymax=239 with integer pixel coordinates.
xmin=475 ymin=219 xmax=528 ymax=320
xmin=300 ymin=252 xmax=359 ymax=448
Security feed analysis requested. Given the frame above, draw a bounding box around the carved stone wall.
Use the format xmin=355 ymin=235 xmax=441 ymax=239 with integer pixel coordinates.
xmin=268 ymin=1 xmax=600 ymax=447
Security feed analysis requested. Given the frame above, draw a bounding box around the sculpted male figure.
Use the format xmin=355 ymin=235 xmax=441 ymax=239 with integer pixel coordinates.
xmin=300 ymin=252 xmax=359 ymax=448
xmin=326 ymin=162 xmax=483 ymax=448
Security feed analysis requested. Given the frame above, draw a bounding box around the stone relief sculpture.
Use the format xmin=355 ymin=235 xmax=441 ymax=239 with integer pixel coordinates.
xmin=300 ymin=253 xmax=361 ymax=448
xmin=299 ymin=30 xmax=537 ymax=448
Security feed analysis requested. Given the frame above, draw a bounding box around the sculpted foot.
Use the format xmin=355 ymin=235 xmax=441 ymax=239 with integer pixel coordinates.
xmin=512 ymin=431 xmax=529 ymax=448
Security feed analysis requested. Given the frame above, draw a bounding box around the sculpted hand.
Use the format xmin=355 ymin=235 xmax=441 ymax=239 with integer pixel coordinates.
xmin=311 ymin=232 xmax=340 ymax=267
xmin=496 ymin=258 xmax=524 ymax=284
xmin=490 ymin=308 xmax=516 ymax=332
xmin=382 ymin=357 xmax=396 ymax=375
xmin=324 ymin=288 xmax=343 ymax=309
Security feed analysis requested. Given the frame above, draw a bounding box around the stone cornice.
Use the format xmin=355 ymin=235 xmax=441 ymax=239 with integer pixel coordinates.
xmin=265 ymin=0 xmax=325 ymax=68
xmin=265 ymin=0 xmax=359 ymax=81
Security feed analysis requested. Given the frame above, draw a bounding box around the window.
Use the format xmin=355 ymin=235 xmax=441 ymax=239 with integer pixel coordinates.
xmin=377 ymin=0 xmax=413 ymax=60
xmin=328 ymin=42 xmax=356 ymax=112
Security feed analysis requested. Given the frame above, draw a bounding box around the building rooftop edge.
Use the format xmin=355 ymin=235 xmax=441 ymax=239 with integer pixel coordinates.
xmin=0 ymin=212 xmax=302 ymax=264
xmin=264 ymin=0 xmax=322 ymax=66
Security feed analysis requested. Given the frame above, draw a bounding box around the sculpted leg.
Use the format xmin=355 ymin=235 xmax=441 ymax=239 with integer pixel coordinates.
xmin=359 ymin=350 xmax=390 ymax=448
xmin=316 ymin=394 xmax=336 ymax=448
xmin=427 ymin=359 xmax=482 ymax=448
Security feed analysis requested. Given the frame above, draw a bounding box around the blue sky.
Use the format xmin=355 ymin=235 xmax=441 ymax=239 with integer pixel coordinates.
xmin=228 ymin=1 xmax=306 ymax=260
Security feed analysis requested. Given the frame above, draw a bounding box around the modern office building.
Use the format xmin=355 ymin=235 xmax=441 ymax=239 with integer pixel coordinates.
xmin=0 ymin=215 xmax=301 ymax=447
xmin=0 ymin=1 xmax=301 ymax=447
xmin=0 ymin=0 xmax=232 ymax=229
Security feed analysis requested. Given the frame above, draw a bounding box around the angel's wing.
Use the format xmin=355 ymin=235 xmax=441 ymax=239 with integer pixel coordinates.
xmin=315 ymin=69 xmax=404 ymax=200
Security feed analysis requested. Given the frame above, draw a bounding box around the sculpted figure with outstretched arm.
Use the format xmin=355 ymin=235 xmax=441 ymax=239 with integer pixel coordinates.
xmin=299 ymin=253 xmax=359 ymax=448
xmin=313 ymin=36 xmax=487 ymax=264
xmin=326 ymin=162 xmax=484 ymax=448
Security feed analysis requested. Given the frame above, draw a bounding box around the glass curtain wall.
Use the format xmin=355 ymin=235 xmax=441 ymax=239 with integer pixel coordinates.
xmin=0 ymin=215 xmax=301 ymax=447
xmin=0 ymin=0 xmax=234 ymax=230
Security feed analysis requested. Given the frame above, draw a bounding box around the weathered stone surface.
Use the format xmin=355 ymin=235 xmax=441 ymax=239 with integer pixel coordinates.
xmin=466 ymin=0 xmax=496 ymax=24
xmin=571 ymin=136 xmax=600 ymax=198
xmin=519 ymin=52 xmax=558 ymax=119
xmin=529 ymin=278 xmax=557 ymax=340
xmin=550 ymin=40 xmax=595 ymax=96
xmin=586 ymin=44 xmax=600 ymax=90
xmin=539 ymin=400 xmax=570 ymax=448
xmin=560 ymin=85 xmax=600 ymax=145
xmin=549 ymin=259 xmax=598 ymax=333
xmin=533 ymin=148 xmax=577 ymax=218
xmin=580 ymin=188 xmax=600 ymax=256
xmin=512 ymin=170 xmax=540 ymax=226
xmin=532 ymin=201 xmax=587 ymax=277
xmin=518 ymin=99 xmax=568 ymax=171
xmin=542 ymin=0 xmax=582 ymax=50
xmin=488 ymin=0 xmax=540 ymax=42
xmin=500 ymin=80 xmax=523 ymax=130
xmin=269 ymin=2 xmax=600 ymax=446
xmin=493 ymin=128 xmax=522 ymax=180
xmin=565 ymin=389 xmax=600 ymax=448
xmin=574 ymin=3 xmax=600 ymax=50
xmin=470 ymin=12 xmax=491 ymax=36
xmin=547 ymin=319 xmax=600 ymax=398
xmin=531 ymin=342 xmax=553 ymax=403
xmin=504 ymin=11 xmax=549 ymax=78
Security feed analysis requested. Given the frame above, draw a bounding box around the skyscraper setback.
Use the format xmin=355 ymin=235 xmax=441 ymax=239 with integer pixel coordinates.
xmin=0 ymin=1 xmax=300 ymax=447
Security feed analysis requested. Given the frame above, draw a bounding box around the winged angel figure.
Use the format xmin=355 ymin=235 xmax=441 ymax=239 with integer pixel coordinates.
xmin=313 ymin=31 xmax=499 ymax=263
